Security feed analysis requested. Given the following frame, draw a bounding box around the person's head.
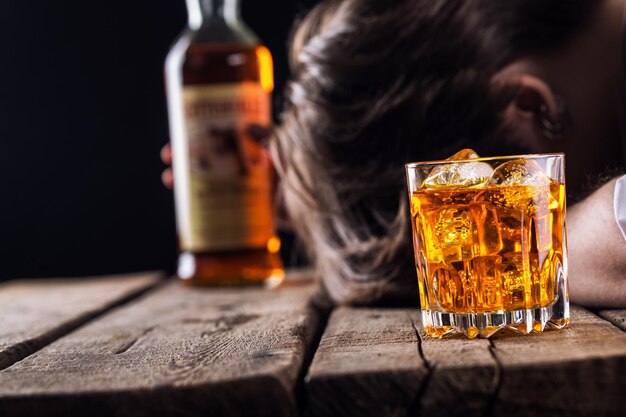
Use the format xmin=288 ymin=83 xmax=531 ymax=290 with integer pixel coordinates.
xmin=272 ymin=0 xmax=625 ymax=305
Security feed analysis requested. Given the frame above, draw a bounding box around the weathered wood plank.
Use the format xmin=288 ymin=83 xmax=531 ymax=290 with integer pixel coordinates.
xmin=490 ymin=306 xmax=626 ymax=417
xmin=598 ymin=309 xmax=626 ymax=332
xmin=0 ymin=272 xmax=162 ymax=370
xmin=307 ymin=306 xmax=626 ymax=417
xmin=306 ymin=308 xmax=427 ymax=417
xmin=413 ymin=321 xmax=498 ymax=417
xmin=0 ymin=271 xmax=321 ymax=417
xmin=306 ymin=308 xmax=498 ymax=417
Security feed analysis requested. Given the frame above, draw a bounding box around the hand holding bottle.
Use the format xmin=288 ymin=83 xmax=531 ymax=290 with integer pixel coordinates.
xmin=160 ymin=144 xmax=173 ymax=189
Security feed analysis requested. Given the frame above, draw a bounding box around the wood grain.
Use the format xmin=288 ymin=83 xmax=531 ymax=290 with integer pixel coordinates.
xmin=490 ymin=306 xmax=626 ymax=417
xmin=0 ymin=272 xmax=162 ymax=370
xmin=306 ymin=308 xmax=427 ymax=417
xmin=307 ymin=306 xmax=626 ymax=417
xmin=0 ymin=271 xmax=321 ymax=417
xmin=413 ymin=322 xmax=498 ymax=417
xmin=598 ymin=309 xmax=626 ymax=332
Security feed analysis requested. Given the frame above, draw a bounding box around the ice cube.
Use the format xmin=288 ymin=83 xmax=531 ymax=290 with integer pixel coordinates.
xmin=429 ymin=206 xmax=474 ymax=261
xmin=485 ymin=159 xmax=551 ymax=212
xmin=501 ymin=252 xmax=529 ymax=310
xmin=424 ymin=149 xmax=493 ymax=188
xmin=471 ymin=255 xmax=503 ymax=311
xmin=449 ymin=148 xmax=480 ymax=160
xmin=431 ymin=266 xmax=458 ymax=311
xmin=487 ymin=159 xmax=550 ymax=187
xmin=469 ymin=203 xmax=503 ymax=256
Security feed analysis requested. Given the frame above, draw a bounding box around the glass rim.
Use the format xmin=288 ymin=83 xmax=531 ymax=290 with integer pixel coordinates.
xmin=405 ymin=152 xmax=565 ymax=169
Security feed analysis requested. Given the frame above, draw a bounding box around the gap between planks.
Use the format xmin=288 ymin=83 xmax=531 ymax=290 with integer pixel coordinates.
xmin=0 ymin=269 xmax=323 ymax=417
xmin=295 ymin=303 xmax=331 ymax=416
xmin=484 ymin=339 xmax=503 ymax=417
xmin=306 ymin=308 xmax=429 ymax=417
xmin=410 ymin=315 xmax=498 ymax=417
xmin=412 ymin=306 xmax=626 ymax=417
xmin=0 ymin=272 xmax=165 ymax=371
xmin=485 ymin=306 xmax=626 ymax=417
xmin=306 ymin=305 xmax=626 ymax=417
xmin=405 ymin=322 xmax=433 ymax=417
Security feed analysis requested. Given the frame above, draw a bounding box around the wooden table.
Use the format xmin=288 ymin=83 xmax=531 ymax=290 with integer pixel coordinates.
xmin=1 ymin=271 xmax=625 ymax=417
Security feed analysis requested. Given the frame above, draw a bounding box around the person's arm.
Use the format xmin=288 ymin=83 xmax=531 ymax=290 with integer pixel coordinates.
xmin=568 ymin=177 xmax=626 ymax=307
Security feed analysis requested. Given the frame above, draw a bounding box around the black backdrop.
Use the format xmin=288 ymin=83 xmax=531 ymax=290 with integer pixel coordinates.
xmin=0 ymin=0 xmax=317 ymax=280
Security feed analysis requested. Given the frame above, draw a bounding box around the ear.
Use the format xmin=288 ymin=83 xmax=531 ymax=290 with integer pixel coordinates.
xmin=493 ymin=74 xmax=561 ymax=149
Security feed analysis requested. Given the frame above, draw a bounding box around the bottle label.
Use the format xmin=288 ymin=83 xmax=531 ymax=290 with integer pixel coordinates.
xmin=180 ymin=82 xmax=274 ymax=252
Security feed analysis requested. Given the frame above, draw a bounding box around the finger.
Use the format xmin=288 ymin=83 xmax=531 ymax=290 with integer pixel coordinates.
xmin=161 ymin=144 xmax=172 ymax=165
xmin=162 ymin=168 xmax=174 ymax=189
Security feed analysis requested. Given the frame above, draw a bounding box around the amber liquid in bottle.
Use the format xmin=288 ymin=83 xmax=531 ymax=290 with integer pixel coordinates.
xmin=166 ymin=1 xmax=284 ymax=287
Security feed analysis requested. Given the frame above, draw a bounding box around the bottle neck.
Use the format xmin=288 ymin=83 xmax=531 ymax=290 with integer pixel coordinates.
xmin=186 ymin=0 xmax=241 ymax=29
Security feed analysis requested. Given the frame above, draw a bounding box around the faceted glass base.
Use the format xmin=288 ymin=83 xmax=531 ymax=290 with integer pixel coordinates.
xmin=421 ymin=271 xmax=570 ymax=339
xmin=422 ymin=305 xmax=569 ymax=339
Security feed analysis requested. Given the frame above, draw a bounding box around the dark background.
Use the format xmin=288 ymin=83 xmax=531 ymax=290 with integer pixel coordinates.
xmin=0 ymin=0 xmax=317 ymax=280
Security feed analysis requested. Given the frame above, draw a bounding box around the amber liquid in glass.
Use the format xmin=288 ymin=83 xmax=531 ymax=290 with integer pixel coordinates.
xmin=411 ymin=181 xmax=566 ymax=336
xmin=174 ymin=43 xmax=283 ymax=287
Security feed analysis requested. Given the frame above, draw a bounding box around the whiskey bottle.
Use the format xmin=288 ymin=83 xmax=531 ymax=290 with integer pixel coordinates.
xmin=165 ymin=0 xmax=284 ymax=286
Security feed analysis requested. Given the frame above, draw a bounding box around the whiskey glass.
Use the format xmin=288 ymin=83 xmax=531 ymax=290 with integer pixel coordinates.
xmin=405 ymin=152 xmax=569 ymax=338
